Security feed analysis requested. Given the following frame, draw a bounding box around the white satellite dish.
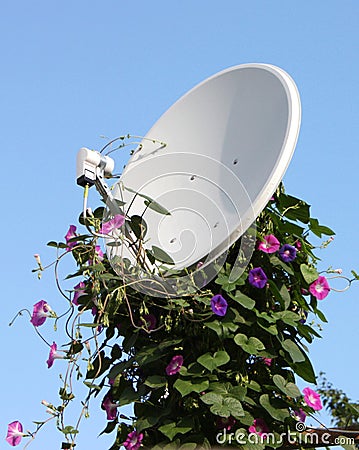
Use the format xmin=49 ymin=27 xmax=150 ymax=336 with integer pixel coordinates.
xmin=108 ymin=63 xmax=301 ymax=273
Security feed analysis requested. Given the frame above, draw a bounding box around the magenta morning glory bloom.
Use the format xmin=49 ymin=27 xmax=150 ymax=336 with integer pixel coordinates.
xmin=65 ymin=225 xmax=77 ymax=251
xmin=46 ymin=342 xmax=63 ymax=368
xmin=30 ymin=300 xmax=50 ymax=327
xmin=249 ymin=418 xmax=269 ymax=437
xmin=279 ymin=244 xmax=297 ymax=263
xmin=101 ymin=394 xmax=119 ymax=420
xmin=293 ymin=408 xmax=307 ymax=422
xmin=6 ymin=421 xmax=24 ymax=446
xmin=248 ymin=267 xmax=268 ymax=289
xmin=166 ymin=355 xmax=183 ymax=376
xmin=99 ymin=214 xmax=125 ymax=235
xmin=309 ymin=276 xmax=330 ymax=300
xmin=303 ymin=387 xmax=322 ymax=410
xmin=258 ymin=234 xmax=280 ymax=254
xmin=210 ymin=294 xmax=228 ymax=316
xmin=95 ymin=245 xmax=104 ymax=260
xmin=263 ymin=358 xmax=272 ymax=367
xmin=73 ymin=281 xmax=86 ymax=306
xmin=123 ymin=430 xmax=144 ymax=450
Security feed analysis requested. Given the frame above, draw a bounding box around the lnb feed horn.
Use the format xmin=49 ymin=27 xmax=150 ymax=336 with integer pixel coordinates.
xmin=76 ymin=147 xmax=115 ymax=187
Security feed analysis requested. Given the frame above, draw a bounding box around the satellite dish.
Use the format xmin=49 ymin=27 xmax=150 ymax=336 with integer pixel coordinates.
xmin=106 ymin=63 xmax=301 ymax=279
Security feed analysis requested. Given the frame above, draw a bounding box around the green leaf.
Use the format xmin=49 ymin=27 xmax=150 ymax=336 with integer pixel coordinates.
xmin=290 ymin=350 xmax=316 ymax=383
xmin=300 ymin=264 xmax=319 ymax=284
xmin=144 ymin=375 xmax=167 ymax=388
xmin=277 ymin=194 xmax=310 ymax=223
xmin=259 ymin=394 xmax=289 ymax=421
xmin=231 ymin=291 xmax=256 ymax=309
xmin=282 ymin=339 xmax=305 ymax=363
xmin=174 ymin=378 xmax=209 ymax=397
xmin=272 ymin=374 xmax=301 ymax=398
xmin=234 ymin=334 xmax=265 ymax=355
xmin=129 ymin=215 xmax=147 ymax=239
xmin=270 ymin=256 xmax=294 ymax=275
xmin=159 ymin=418 xmax=193 ymax=440
xmin=178 ymin=444 xmax=197 ymax=450
xmin=210 ymin=403 xmax=231 ymax=417
xmin=99 ymin=420 xmax=117 ymax=436
xmin=149 ymin=245 xmax=175 ymax=265
xmin=223 ymin=396 xmax=245 ymax=418
xmin=309 ymin=218 xmax=335 ymax=238
xmin=144 ymin=199 xmax=171 ymax=215
xmin=274 ymin=311 xmax=300 ymax=327
xmin=197 ymin=351 xmax=230 ymax=372
xmin=200 ymin=392 xmax=223 ymax=405
xmin=280 ymin=284 xmax=291 ymax=310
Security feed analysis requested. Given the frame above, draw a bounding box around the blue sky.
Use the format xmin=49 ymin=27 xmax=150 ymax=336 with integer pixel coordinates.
xmin=1 ymin=1 xmax=358 ymax=448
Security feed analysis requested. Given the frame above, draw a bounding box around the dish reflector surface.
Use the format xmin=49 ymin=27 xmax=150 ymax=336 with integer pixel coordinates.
xmin=112 ymin=63 xmax=301 ymax=270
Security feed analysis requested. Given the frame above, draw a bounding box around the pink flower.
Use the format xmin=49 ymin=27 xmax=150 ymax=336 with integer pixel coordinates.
xmin=303 ymin=387 xmax=322 ymax=410
xmin=249 ymin=418 xmax=269 ymax=437
xmin=166 ymin=355 xmax=183 ymax=376
xmin=101 ymin=394 xmax=119 ymax=420
xmin=248 ymin=267 xmax=268 ymax=288
xmin=99 ymin=214 xmax=125 ymax=235
xmin=30 ymin=300 xmax=50 ymax=327
xmin=258 ymin=234 xmax=280 ymax=253
xmin=73 ymin=281 xmax=86 ymax=306
xmin=263 ymin=358 xmax=272 ymax=366
xmin=295 ymin=240 xmax=302 ymax=250
xmin=46 ymin=342 xmax=63 ymax=368
xmin=95 ymin=245 xmax=104 ymax=260
xmin=293 ymin=408 xmax=306 ymax=422
xmin=216 ymin=416 xmax=236 ymax=431
xmin=65 ymin=225 xmax=77 ymax=251
xmin=123 ymin=430 xmax=144 ymax=450
xmin=309 ymin=276 xmax=330 ymax=300
xmin=6 ymin=421 xmax=24 ymax=446
xmin=88 ymin=245 xmax=104 ymax=265
xmin=210 ymin=294 xmax=228 ymax=316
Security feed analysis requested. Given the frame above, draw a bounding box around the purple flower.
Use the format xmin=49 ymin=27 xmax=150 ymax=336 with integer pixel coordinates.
xmin=99 ymin=214 xmax=125 ymax=235
xmin=293 ymin=408 xmax=307 ymax=422
xmin=166 ymin=355 xmax=183 ymax=376
xmin=279 ymin=244 xmax=297 ymax=263
xmin=6 ymin=421 xmax=24 ymax=446
xmin=65 ymin=225 xmax=77 ymax=251
xmin=101 ymin=394 xmax=119 ymax=420
xmin=295 ymin=240 xmax=302 ymax=250
xmin=123 ymin=430 xmax=144 ymax=450
xmin=30 ymin=300 xmax=50 ymax=327
xmin=216 ymin=416 xmax=236 ymax=431
xmin=142 ymin=314 xmax=157 ymax=330
xmin=210 ymin=294 xmax=228 ymax=316
xmin=46 ymin=342 xmax=63 ymax=368
xmin=248 ymin=267 xmax=268 ymax=289
xmin=303 ymin=387 xmax=322 ymax=410
xmin=73 ymin=281 xmax=86 ymax=306
xmin=258 ymin=234 xmax=280 ymax=254
xmin=249 ymin=418 xmax=269 ymax=437
xmin=309 ymin=276 xmax=330 ymax=300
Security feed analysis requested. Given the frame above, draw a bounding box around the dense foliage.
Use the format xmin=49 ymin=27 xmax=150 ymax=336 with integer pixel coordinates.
xmin=7 ymin=183 xmax=357 ymax=449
